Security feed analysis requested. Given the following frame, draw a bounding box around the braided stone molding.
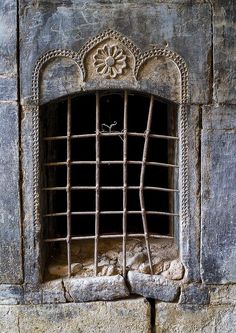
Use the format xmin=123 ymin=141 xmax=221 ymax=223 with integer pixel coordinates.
xmin=31 ymin=29 xmax=189 ymax=248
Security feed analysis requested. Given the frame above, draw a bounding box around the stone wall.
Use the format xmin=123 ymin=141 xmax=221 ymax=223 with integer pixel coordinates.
xmin=0 ymin=0 xmax=235 ymax=332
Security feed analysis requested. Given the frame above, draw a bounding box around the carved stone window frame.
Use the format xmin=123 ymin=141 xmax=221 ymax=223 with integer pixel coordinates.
xmin=25 ymin=29 xmax=189 ymax=302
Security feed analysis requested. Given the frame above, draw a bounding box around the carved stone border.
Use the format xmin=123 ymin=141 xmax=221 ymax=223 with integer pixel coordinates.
xmin=31 ymin=29 xmax=189 ymax=277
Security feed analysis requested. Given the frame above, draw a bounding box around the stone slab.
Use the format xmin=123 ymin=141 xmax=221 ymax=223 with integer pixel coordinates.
xmin=0 ymin=0 xmax=17 ymax=76
xmin=201 ymin=130 xmax=236 ymax=284
xmin=128 ymin=271 xmax=180 ymax=301
xmin=155 ymin=302 xmax=236 ymax=333
xmin=63 ymin=275 xmax=130 ymax=302
xmin=0 ymin=102 xmax=22 ymax=283
xmin=213 ymin=0 xmax=236 ymax=104
xmin=20 ymin=2 xmax=211 ymax=104
xmin=203 ymin=105 xmax=236 ymax=130
xmin=0 ymin=298 xmax=151 ymax=333
xmin=0 ymin=76 xmax=17 ymax=101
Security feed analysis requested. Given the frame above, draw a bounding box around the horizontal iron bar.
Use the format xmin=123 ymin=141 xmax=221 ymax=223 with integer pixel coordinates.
xmin=44 ymin=160 xmax=179 ymax=168
xmin=43 ymin=132 xmax=178 ymax=141
xmin=42 ymin=186 xmax=179 ymax=192
xmin=43 ymin=233 xmax=174 ymax=243
xmin=44 ymin=210 xmax=179 ymax=217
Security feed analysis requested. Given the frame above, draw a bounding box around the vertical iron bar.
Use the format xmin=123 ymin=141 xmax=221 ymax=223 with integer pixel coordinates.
xmin=66 ymin=96 xmax=72 ymax=277
xmin=122 ymin=91 xmax=128 ymax=276
xmin=139 ymin=95 xmax=154 ymax=275
xmin=94 ymin=92 xmax=100 ymax=276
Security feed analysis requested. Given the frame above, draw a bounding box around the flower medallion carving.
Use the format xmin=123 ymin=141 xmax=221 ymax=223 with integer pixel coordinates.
xmin=93 ymin=44 xmax=127 ymax=79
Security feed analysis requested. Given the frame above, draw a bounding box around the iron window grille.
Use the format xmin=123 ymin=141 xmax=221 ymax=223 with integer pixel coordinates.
xmin=41 ymin=90 xmax=179 ymax=278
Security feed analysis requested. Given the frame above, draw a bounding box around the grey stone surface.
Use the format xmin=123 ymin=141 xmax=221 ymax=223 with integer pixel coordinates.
xmin=0 ymin=0 xmax=17 ymax=76
xmin=203 ymin=105 xmax=236 ymax=130
xmin=0 ymin=76 xmax=17 ymax=101
xmin=213 ymin=0 xmax=236 ymax=104
xmin=0 ymin=102 xmax=22 ymax=283
xmin=63 ymin=275 xmax=130 ymax=302
xmin=201 ymin=130 xmax=236 ymax=284
xmin=0 ymin=298 xmax=151 ymax=333
xmin=127 ymin=271 xmax=180 ymax=301
xmin=20 ymin=2 xmax=211 ymax=104
xmin=210 ymin=285 xmax=236 ymax=305
xmin=0 ymin=285 xmax=23 ymax=305
xmin=180 ymin=284 xmax=210 ymax=305
xmin=155 ymin=302 xmax=236 ymax=333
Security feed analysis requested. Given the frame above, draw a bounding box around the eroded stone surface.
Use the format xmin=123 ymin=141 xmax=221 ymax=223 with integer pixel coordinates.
xmin=63 ymin=275 xmax=129 ymax=302
xmin=128 ymin=271 xmax=180 ymax=301
xmin=155 ymin=302 xmax=236 ymax=333
xmin=201 ymin=130 xmax=236 ymax=284
xmin=210 ymin=285 xmax=236 ymax=305
xmin=213 ymin=0 xmax=236 ymax=103
xmin=0 ymin=103 xmax=22 ymax=283
xmin=0 ymin=298 xmax=151 ymax=333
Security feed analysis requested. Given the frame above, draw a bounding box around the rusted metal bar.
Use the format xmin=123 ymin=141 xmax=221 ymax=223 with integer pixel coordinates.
xmin=42 ymin=185 xmax=179 ymax=193
xmin=122 ymin=91 xmax=128 ymax=276
xmin=44 ymin=210 xmax=179 ymax=218
xmin=66 ymin=96 xmax=72 ymax=277
xmin=139 ymin=94 xmax=154 ymax=275
xmin=44 ymin=233 xmax=174 ymax=243
xmin=44 ymin=160 xmax=179 ymax=168
xmin=128 ymin=132 xmax=179 ymax=140
xmin=94 ymin=92 xmax=100 ymax=276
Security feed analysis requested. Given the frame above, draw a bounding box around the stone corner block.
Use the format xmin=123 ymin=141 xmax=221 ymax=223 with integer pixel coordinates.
xmin=127 ymin=271 xmax=180 ymax=302
xmin=180 ymin=284 xmax=210 ymax=305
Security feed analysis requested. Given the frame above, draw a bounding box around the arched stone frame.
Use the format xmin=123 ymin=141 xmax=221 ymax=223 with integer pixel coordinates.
xmin=30 ymin=29 xmax=189 ymax=285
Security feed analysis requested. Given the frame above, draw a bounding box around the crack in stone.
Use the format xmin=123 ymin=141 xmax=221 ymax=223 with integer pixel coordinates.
xmin=61 ymin=279 xmax=74 ymax=303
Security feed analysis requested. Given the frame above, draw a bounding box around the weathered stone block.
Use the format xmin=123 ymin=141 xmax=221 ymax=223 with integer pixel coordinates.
xmin=0 ymin=0 xmax=17 ymax=75
xmin=210 ymin=285 xmax=236 ymax=305
xmin=0 ymin=102 xmax=22 ymax=283
xmin=180 ymin=284 xmax=210 ymax=305
xmin=0 ymin=285 xmax=23 ymax=305
xmin=201 ymin=130 xmax=236 ymax=284
xmin=203 ymin=105 xmax=236 ymax=130
xmin=0 ymin=298 xmax=151 ymax=333
xmin=0 ymin=76 xmax=17 ymax=101
xmin=63 ymin=275 xmax=129 ymax=302
xmin=213 ymin=0 xmax=236 ymax=103
xmin=128 ymin=271 xmax=180 ymax=301
xmin=155 ymin=302 xmax=236 ymax=333
xmin=20 ymin=3 xmax=211 ymax=104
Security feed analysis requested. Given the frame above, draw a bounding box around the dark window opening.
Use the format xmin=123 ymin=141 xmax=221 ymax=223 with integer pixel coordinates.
xmin=40 ymin=90 xmax=179 ymax=278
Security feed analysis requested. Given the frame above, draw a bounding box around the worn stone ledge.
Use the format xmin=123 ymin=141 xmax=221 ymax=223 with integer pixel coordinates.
xmin=155 ymin=302 xmax=236 ymax=333
xmin=63 ymin=275 xmax=129 ymax=302
xmin=0 ymin=298 xmax=151 ymax=333
xmin=127 ymin=271 xmax=180 ymax=301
